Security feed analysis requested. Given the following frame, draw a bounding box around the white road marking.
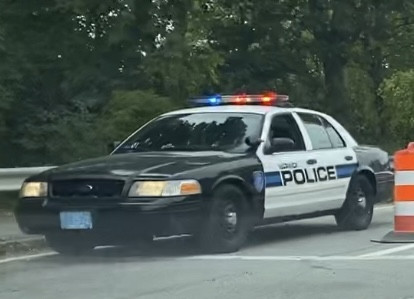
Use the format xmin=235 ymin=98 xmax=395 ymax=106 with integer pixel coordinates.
xmin=375 ymin=204 xmax=393 ymax=211
xmin=5 ymin=252 xmax=414 ymax=265
xmin=358 ymin=244 xmax=414 ymax=257
xmin=183 ymin=254 xmax=414 ymax=261
xmin=0 ymin=204 xmax=397 ymax=265
xmin=0 ymin=252 xmax=56 ymax=264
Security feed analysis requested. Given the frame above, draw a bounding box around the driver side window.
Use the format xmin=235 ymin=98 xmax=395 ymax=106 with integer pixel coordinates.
xmin=264 ymin=113 xmax=305 ymax=154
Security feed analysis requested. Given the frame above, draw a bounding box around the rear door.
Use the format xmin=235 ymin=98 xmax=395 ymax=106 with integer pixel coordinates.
xmin=295 ymin=112 xmax=358 ymax=211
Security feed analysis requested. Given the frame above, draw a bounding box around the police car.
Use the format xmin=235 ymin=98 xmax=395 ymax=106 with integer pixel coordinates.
xmin=15 ymin=93 xmax=394 ymax=254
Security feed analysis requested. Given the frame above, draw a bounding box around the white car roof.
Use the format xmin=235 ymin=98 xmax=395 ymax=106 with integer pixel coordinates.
xmin=163 ymin=105 xmax=320 ymax=116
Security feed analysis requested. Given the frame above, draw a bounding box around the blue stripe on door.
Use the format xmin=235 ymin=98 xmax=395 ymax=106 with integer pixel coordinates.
xmin=335 ymin=163 xmax=358 ymax=179
xmin=265 ymin=172 xmax=283 ymax=187
xmin=264 ymin=163 xmax=359 ymax=188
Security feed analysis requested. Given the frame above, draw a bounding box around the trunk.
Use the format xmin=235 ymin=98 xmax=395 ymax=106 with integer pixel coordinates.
xmin=367 ymin=47 xmax=386 ymax=138
xmin=323 ymin=55 xmax=349 ymax=127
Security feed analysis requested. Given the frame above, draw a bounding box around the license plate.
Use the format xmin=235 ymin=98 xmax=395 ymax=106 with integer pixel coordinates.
xmin=60 ymin=211 xmax=93 ymax=230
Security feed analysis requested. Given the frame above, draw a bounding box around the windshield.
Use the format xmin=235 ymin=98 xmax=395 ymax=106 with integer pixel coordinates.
xmin=114 ymin=112 xmax=263 ymax=154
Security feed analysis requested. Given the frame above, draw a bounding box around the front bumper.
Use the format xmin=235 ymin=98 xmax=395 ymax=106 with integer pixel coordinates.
xmin=15 ymin=195 xmax=205 ymax=242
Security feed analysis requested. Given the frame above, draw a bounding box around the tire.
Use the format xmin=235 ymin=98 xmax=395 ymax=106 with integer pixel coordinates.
xmin=45 ymin=233 xmax=95 ymax=255
xmin=197 ymin=184 xmax=252 ymax=253
xmin=335 ymin=174 xmax=374 ymax=230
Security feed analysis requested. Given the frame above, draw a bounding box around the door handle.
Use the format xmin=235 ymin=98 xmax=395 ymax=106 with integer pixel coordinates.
xmin=307 ymin=159 xmax=317 ymax=165
xmin=345 ymin=156 xmax=353 ymax=161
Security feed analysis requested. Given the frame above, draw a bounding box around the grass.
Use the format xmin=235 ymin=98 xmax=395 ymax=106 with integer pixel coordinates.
xmin=0 ymin=191 xmax=18 ymax=211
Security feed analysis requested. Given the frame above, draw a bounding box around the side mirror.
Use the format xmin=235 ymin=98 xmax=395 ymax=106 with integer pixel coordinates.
xmin=269 ymin=137 xmax=295 ymax=153
xmin=245 ymin=136 xmax=264 ymax=148
xmin=108 ymin=141 xmax=121 ymax=152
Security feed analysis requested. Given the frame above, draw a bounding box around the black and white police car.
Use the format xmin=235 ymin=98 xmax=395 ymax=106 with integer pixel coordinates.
xmin=15 ymin=93 xmax=394 ymax=254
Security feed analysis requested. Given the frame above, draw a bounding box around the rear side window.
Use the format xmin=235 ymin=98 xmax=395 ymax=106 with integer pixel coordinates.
xmin=297 ymin=113 xmax=332 ymax=150
xmin=320 ymin=117 xmax=346 ymax=148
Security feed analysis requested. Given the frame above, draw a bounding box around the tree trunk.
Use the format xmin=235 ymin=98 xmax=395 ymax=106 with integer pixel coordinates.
xmin=323 ymin=55 xmax=349 ymax=126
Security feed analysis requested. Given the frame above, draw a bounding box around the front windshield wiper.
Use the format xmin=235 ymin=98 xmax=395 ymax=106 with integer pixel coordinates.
xmin=159 ymin=145 xmax=215 ymax=151
xmin=114 ymin=145 xmax=150 ymax=153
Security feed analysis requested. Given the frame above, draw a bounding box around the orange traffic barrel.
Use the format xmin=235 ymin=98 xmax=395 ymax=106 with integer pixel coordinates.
xmin=381 ymin=142 xmax=414 ymax=242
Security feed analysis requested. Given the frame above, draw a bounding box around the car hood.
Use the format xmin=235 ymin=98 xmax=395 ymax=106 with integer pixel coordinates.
xmin=34 ymin=151 xmax=246 ymax=180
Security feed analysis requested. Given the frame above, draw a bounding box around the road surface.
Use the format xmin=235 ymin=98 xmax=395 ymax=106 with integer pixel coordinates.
xmin=2 ymin=205 xmax=414 ymax=299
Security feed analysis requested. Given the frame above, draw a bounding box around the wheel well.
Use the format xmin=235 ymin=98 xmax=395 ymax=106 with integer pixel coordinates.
xmin=358 ymin=170 xmax=377 ymax=195
xmin=213 ymin=178 xmax=262 ymax=223
xmin=214 ymin=179 xmax=253 ymax=205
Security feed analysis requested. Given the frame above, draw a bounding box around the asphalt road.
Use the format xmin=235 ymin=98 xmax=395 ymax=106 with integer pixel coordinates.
xmin=2 ymin=205 xmax=414 ymax=299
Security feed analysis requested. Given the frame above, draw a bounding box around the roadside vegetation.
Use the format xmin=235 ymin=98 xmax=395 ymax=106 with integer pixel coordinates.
xmin=1 ymin=1 xmax=414 ymax=167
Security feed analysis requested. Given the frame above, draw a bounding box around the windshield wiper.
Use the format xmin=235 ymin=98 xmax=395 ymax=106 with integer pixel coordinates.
xmin=159 ymin=145 xmax=216 ymax=151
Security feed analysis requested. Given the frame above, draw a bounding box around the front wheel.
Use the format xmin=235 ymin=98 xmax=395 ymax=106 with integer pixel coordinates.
xmin=197 ymin=184 xmax=252 ymax=253
xmin=335 ymin=175 xmax=374 ymax=230
xmin=45 ymin=233 xmax=95 ymax=255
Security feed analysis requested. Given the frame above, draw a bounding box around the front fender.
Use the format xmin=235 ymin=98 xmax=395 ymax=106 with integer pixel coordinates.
xmin=212 ymin=174 xmax=261 ymax=201
xmin=211 ymin=174 xmax=265 ymax=220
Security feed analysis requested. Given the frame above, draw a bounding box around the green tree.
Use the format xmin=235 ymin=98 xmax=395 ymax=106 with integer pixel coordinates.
xmin=98 ymin=89 xmax=179 ymax=142
xmin=379 ymin=70 xmax=414 ymax=149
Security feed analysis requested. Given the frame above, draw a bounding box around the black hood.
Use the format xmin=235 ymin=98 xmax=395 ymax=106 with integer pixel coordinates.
xmin=33 ymin=151 xmax=247 ymax=181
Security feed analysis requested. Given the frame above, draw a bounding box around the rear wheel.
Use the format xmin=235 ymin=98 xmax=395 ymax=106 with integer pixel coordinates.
xmin=335 ymin=175 xmax=374 ymax=230
xmin=45 ymin=233 xmax=95 ymax=255
xmin=197 ymin=184 xmax=252 ymax=253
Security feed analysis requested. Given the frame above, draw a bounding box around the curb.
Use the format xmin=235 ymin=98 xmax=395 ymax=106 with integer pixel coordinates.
xmin=0 ymin=236 xmax=48 ymax=256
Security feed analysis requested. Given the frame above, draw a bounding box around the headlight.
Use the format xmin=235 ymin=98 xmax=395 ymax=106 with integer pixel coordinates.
xmin=20 ymin=182 xmax=48 ymax=198
xmin=128 ymin=180 xmax=201 ymax=197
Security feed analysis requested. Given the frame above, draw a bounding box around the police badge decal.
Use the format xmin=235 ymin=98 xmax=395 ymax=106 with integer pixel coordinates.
xmin=253 ymin=171 xmax=265 ymax=192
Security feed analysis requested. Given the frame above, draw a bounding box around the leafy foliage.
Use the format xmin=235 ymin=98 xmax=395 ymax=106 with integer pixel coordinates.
xmin=380 ymin=71 xmax=414 ymax=149
xmin=1 ymin=0 xmax=414 ymax=166
xmin=99 ymin=89 xmax=178 ymax=142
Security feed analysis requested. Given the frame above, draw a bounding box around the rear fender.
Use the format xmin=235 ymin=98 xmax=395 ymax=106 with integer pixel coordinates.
xmin=351 ymin=166 xmax=377 ymax=195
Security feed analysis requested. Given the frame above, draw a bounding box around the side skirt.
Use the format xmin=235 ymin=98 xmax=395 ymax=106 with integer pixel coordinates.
xmin=258 ymin=209 xmax=339 ymax=226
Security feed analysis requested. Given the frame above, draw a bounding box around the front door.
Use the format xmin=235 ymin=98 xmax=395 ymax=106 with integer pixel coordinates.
xmin=257 ymin=112 xmax=318 ymax=219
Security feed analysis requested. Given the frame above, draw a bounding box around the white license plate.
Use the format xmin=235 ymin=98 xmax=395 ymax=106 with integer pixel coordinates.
xmin=60 ymin=211 xmax=93 ymax=230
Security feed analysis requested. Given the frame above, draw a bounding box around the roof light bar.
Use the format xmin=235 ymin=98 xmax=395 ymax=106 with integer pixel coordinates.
xmin=189 ymin=92 xmax=291 ymax=107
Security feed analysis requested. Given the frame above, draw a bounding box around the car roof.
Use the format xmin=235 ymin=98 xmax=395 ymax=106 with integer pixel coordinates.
xmin=163 ymin=105 xmax=319 ymax=116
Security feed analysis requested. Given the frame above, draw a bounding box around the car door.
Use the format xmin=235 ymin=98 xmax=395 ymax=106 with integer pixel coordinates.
xmin=294 ymin=112 xmax=358 ymax=211
xmin=257 ymin=112 xmax=320 ymax=219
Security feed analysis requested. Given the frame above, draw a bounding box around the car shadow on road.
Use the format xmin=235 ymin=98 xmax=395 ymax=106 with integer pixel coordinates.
xmin=247 ymin=216 xmax=390 ymax=249
xmin=247 ymin=222 xmax=340 ymax=248
xmin=38 ymin=236 xmax=200 ymax=265
xmin=34 ymin=217 xmax=377 ymax=264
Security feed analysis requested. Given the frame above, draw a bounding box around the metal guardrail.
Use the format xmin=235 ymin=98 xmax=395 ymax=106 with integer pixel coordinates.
xmin=0 ymin=155 xmax=396 ymax=192
xmin=0 ymin=167 xmax=55 ymax=192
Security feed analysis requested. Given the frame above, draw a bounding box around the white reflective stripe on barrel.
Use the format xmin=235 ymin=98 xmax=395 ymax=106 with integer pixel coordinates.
xmin=395 ymin=202 xmax=414 ymax=216
xmin=395 ymin=171 xmax=414 ymax=186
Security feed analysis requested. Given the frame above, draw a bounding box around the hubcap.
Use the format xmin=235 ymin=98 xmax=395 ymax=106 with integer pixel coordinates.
xmin=223 ymin=202 xmax=238 ymax=234
xmin=356 ymin=190 xmax=367 ymax=209
xmin=226 ymin=211 xmax=238 ymax=227
xmin=354 ymin=188 xmax=370 ymax=217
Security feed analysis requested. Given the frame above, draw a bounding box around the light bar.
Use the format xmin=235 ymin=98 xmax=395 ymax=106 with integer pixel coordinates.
xmin=189 ymin=92 xmax=291 ymax=107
